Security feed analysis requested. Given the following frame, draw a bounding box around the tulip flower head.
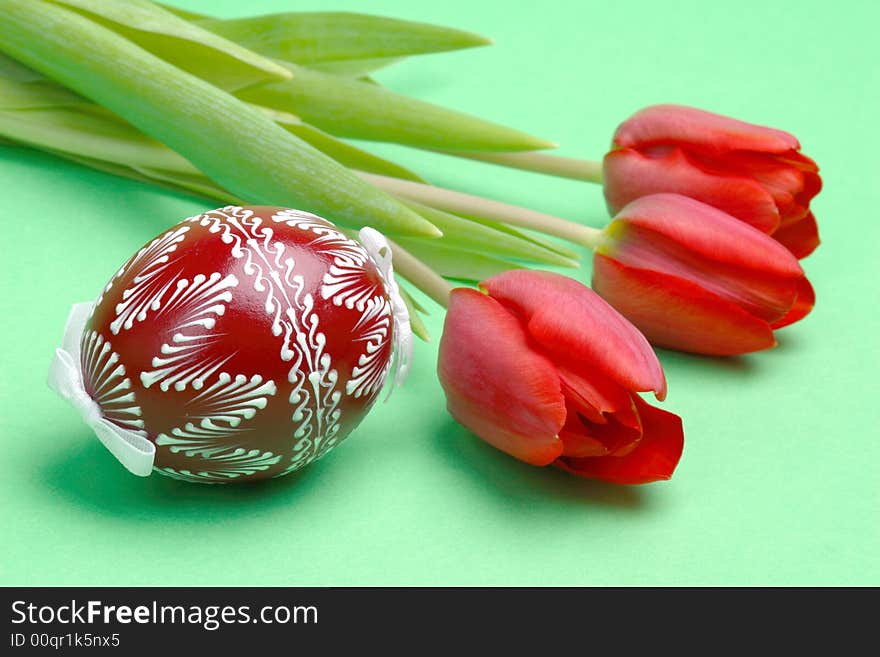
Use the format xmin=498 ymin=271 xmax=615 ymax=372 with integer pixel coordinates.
xmin=593 ymin=193 xmax=814 ymax=356
xmin=437 ymin=270 xmax=684 ymax=484
xmin=603 ymin=104 xmax=821 ymax=258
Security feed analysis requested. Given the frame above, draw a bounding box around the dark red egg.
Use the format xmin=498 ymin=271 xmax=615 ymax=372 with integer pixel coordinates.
xmin=79 ymin=206 xmax=396 ymax=482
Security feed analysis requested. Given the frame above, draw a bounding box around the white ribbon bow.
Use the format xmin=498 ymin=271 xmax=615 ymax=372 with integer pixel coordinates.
xmin=358 ymin=227 xmax=413 ymax=396
xmin=47 ymin=302 xmax=155 ymax=477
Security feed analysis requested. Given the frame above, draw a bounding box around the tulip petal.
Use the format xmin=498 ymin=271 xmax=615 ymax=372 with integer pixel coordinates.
xmin=559 ymin=381 xmax=606 ymax=425
xmin=708 ymin=150 xmax=821 ymax=227
xmin=770 ymin=277 xmax=815 ymax=329
xmin=481 ymin=270 xmax=667 ymax=399
xmin=603 ymin=148 xmax=781 ymax=234
xmin=559 ymin=405 xmax=642 ymax=458
xmin=438 ymin=288 xmax=566 ymax=466
xmin=604 ymin=194 xmax=803 ymax=323
xmin=772 ymin=212 xmax=820 ymax=259
xmin=557 ymin=395 xmax=684 ymax=484
xmin=557 ymin=365 xmax=643 ymax=456
xmin=609 ymin=194 xmax=802 ymax=278
xmin=794 ymin=170 xmax=822 ymax=219
xmin=559 ymin=410 xmax=610 ymax=457
xmin=592 ymin=254 xmax=776 ymax=356
xmin=776 ymin=151 xmax=822 ymax=207
xmin=591 ymin=404 xmax=643 ymax=456
xmin=612 ymin=104 xmax=800 ymax=156
xmin=557 ymin=364 xmax=631 ymax=420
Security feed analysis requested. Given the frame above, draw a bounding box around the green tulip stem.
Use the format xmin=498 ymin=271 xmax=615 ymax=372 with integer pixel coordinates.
xmin=435 ymin=150 xmax=603 ymax=183
xmin=388 ymin=240 xmax=454 ymax=308
xmin=358 ymin=172 xmax=606 ymax=251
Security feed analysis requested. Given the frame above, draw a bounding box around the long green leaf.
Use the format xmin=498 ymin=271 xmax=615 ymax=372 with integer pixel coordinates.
xmin=307 ymin=57 xmax=404 ymax=77
xmin=2 ymin=98 xmax=427 ymax=205
xmin=0 ymin=77 xmax=87 ymax=109
xmin=0 ymin=52 xmax=43 ymax=82
xmin=12 ymin=139 xmax=244 ymax=211
xmin=52 ymin=148 xmax=242 ymax=204
xmin=238 ymin=61 xmax=555 ymax=152
xmin=265 ymin=111 xmax=425 ymax=182
xmin=398 ymin=285 xmax=431 ymax=342
xmin=157 ymin=3 xmax=209 ymax=22
xmin=51 ymin=0 xmax=291 ymax=91
xmin=466 ymin=216 xmax=581 ymax=262
xmin=47 ymin=3 xmax=552 ymax=152
xmin=0 ymin=104 xmax=199 ymax=172
xmin=399 ymin=200 xmax=578 ymax=267
xmin=0 ymin=0 xmax=440 ymax=238
xmin=135 ymin=165 xmax=242 ymax=203
xmin=0 ymin=94 xmax=427 ymax=220
xmin=196 ymin=12 xmax=491 ymax=64
xmin=394 ymin=240 xmax=522 ymax=281
xmin=0 ymin=71 xmax=426 ymax=182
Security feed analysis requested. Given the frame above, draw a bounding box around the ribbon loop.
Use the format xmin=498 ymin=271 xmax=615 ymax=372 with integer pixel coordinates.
xmin=47 ymin=301 xmax=155 ymax=477
xmin=358 ymin=227 xmax=414 ymax=396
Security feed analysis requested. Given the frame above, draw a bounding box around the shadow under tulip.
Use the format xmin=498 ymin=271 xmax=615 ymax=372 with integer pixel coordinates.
xmin=772 ymin=331 xmax=805 ymax=353
xmin=40 ymin=432 xmax=332 ymax=522
xmin=432 ymin=418 xmax=654 ymax=511
xmin=655 ymin=347 xmax=757 ymax=377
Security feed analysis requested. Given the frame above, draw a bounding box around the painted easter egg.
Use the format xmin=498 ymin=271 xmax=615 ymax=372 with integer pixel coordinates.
xmin=66 ymin=205 xmax=405 ymax=483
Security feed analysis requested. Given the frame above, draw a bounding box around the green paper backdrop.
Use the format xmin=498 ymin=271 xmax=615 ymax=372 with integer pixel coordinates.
xmin=1 ymin=0 xmax=877 ymax=586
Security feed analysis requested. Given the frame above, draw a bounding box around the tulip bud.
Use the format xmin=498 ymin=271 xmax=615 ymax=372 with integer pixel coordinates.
xmin=593 ymin=194 xmax=814 ymax=356
xmin=437 ymin=270 xmax=684 ymax=485
xmin=603 ymin=104 xmax=821 ymax=258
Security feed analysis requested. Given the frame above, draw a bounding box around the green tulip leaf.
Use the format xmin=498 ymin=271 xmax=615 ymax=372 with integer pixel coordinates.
xmin=195 ymin=12 xmax=491 ymax=64
xmin=398 ymin=200 xmax=578 ymax=267
xmin=0 ymin=104 xmax=199 ymax=172
xmin=134 ymin=165 xmax=243 ymax=203
xmin=157 ymin=2 xmax=209 ymax=21
xmin=398 ymin=285 xmax=431 ymax=342
xmin=266 ymin=112 xmax=426 ymax=182
xmin=0 ymin=77 xmax=88 ymax=110
xmin=48 ymin=148 xmax=240 ymax=204
xmin=0 ymin=73 xmax=426 ymax=182
xmin=238 ymin=62 xmax=555 ymax=152
xmin=0 ymin=51 xmax=43 ymax=82
xmin=400 ymin=284 xmax=428 ymax=315
xmin=307 ymin=57 xmax=404 ymax=77
xmin=50 ymin=0 xmax=291 ymax=90
xmin=0 ymin=0 xmax=440 ymax=238
xmin=394 ymin=240 xmax=521 ymax=281
xmin=466 ymin=216 xmax=582 ymax=262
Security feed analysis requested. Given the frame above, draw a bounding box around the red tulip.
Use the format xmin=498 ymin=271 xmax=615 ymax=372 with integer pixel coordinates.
xmin=603 ymin=104 xmax=821 ymax=258
xmin=437 ymin=270 xmax=684 ymax=485
xmin=593 ymin=193 xmax=814 ymax=356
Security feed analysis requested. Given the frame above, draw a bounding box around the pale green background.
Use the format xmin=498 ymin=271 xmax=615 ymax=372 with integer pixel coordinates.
xmin=1 ymin=0 xmax=877 ymax=586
